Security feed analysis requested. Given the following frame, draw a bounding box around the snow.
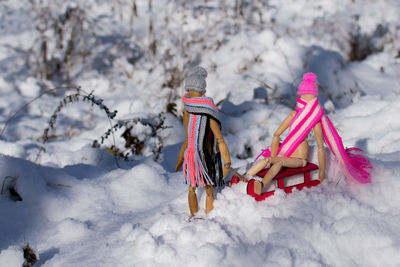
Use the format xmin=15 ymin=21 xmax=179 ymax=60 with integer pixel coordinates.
xmin=18 ymin=77 xmax=41 ymax=98
xmin=0 ymin=247 xmax=24 ymax=267
xmin=1 ymin=0 xmax=400 ymax=266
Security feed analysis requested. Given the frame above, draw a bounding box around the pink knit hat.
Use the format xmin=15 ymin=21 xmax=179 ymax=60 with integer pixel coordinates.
xmin=297 ymin=72 xmax=318 ymax=96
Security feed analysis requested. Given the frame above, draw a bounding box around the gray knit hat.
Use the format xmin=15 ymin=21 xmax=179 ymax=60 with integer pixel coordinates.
xmin=186 ymin=66 xmax=208 ymax=79
xmin=184 ymin=74 xmax=206 ymax=93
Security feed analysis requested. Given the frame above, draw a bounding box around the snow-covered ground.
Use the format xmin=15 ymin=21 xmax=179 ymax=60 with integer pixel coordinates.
xmin=1 ymin=0 xmax=400 ymax=266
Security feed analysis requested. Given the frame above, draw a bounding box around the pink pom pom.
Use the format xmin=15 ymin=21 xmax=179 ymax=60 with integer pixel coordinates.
xmin=303 ymin=72 xmax=316 ymax=82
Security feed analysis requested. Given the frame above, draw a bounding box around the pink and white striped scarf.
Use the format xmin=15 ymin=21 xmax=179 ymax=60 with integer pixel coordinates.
xmin=257 ymin=97 xmax=372 ymax=184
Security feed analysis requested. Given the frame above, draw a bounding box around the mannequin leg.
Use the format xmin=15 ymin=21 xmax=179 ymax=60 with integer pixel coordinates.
xmin=205 ymin=185 xmax=214 ymax=214
xmin=254 ymin=158 xmax=306 ymax=195
xmin=188 ymin=186 xmax=198 ymax=215
xmin=246 ymin=157 xmax=270 ymax=176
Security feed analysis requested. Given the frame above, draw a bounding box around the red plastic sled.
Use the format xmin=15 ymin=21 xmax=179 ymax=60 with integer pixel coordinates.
xmin=231 ymin=163 xmax=320 ymax=201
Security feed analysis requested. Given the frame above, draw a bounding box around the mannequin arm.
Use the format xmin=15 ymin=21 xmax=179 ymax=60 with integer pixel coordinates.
xmin=313 ymin=122 xmax=326 ymax=181
xmin=210 ymin=119 xmax=231 ymax=177
xmin=271 ymin=111 xmax=296 ymax=157
xmin=175 ymin=110 xmax=189 ymax=171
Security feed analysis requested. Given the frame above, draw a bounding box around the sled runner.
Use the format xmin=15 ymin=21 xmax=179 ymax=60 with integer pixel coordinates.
xmin=231 ymin=163 xmax=320 ymax=201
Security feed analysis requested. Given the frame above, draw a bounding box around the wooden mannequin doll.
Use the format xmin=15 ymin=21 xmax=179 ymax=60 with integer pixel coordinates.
xmin=247 ymin=72 xmax=372 ymax=195
xmin=175 ymin=67 xmax=231 ymax=215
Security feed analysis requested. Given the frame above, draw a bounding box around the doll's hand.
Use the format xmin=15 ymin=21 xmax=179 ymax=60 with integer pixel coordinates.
xmin=175 ymin=159 xmax=183 ymax=172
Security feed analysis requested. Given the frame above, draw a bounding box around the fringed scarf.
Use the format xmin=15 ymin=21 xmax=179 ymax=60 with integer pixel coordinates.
xmin=257 ymin=97 xmax=372 ymax=184
xmin=182 ymin=94 xmax=223 ymax=187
